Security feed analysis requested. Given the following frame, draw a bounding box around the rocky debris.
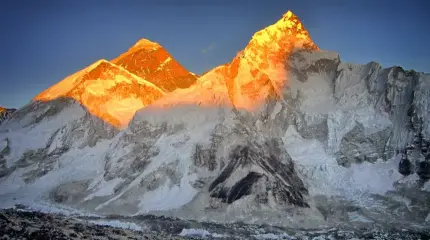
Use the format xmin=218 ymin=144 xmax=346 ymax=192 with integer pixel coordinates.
xmin=2 ymin=207 xmax=429 ymax=240
xmin=0 ymin=208 xmax=191 ymax=240
xmin=50 ymin=180 xmax=91 ymax=204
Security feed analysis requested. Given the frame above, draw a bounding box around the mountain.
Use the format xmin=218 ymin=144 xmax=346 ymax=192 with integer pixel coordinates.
xmin=34 ymin=60 xmax=165 ymax=128
xmin=1 ymin=10 xmax=430 ymax=230
xmin=33 ymin=38 xmax=197 ymax=128
xmin=151 ymin=11 xmax=317 ymax=109
xmin=111 ymin=38 xmax=197 ymax=92
xmin=223 ymin=10 xmax=318 ymax=110
xmin=0 ymin=107 xmax=16 ymax=125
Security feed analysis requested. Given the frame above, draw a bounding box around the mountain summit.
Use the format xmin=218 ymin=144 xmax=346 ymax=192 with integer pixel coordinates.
xmin=34 ymin=39 xmax=197 ymax=128
xmin=154 ymin=10 xmax=318 ymax=109
xmin=32 ymin=11 xmax=314 ymax=126
xmin=34 ymin=60 xmax=165 ymax=127
xmin=111 ymin=38 xmax=197 ymax=92
xmin=224 ymin=10 xmax=318 ymax=109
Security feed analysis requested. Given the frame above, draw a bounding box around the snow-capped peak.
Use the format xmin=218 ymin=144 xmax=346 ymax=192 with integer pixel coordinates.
xmin=192 ymin=10 xmax=319 ymax=111
xmin=129 ymin=38 xmax=162 ymax=52
xmin=33 ymin=59 xmax=166 ymax=128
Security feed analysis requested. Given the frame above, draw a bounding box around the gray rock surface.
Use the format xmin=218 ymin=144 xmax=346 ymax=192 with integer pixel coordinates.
xmin=285 ymin=50 xmax=430 ymax=179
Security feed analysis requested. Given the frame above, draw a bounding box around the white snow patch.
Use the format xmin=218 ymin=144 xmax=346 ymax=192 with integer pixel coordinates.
xmin=84 ymin=177 xmax=123 ymax=201
xmin=422 ymin=181 xmax=430 ymax=192
xmin=326 ymin=107 xmax=391 ymax=154
xmin=398 ymin=173 xmax=420 ymax=187
xmin=98 ymin=105 xmax=225 ymax=213
xmin=137 ymin=177 xmax=197 ymax=212
xmin=1 ymin=104 xmax=86 ymax=167
xmin=290 ymin=73 xmax=336 ymax=114
xmin=88 ymin=219 xmax=145 ymax=231
xmin=270 ymin=102 xmax=283 ymax=120
xmin=9 ymin=201 xmax=101 ymax=218
xmin=347 ymin=211 xmax=374 ymax=223
xmin=157 ymin=56 xmax=172 ymax=71
xmin=179 ymin=228 xmax=228 ymax=238
xmin=0 ymin=138 xmax=7 ymax=151
xmin=252 ymin=232 xmax=294 ymax=240
xmin=283 ymin=126 xmax=402 ymax=201
xmin=345 ymin=159 xmax=402 ymax=196
xmin=0 ymin=139 xmax=111 ymax=210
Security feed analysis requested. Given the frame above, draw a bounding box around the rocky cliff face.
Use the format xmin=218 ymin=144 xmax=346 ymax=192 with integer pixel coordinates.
xmin=285 ymin=50 xmax=430 ymax=179
xmin=0 ymin=107 xmax=16 ymax=125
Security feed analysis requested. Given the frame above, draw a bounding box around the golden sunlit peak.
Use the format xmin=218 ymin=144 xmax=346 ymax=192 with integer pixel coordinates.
xmin=130 ymin=38 xmax=161 ymax=51
xmin=247 ymin=10 xmax=318 ymax=51
xmin=282 ymin=10 xmax=294 ymax=19
xmin=219 ymin=10 xmax=319 ymax=111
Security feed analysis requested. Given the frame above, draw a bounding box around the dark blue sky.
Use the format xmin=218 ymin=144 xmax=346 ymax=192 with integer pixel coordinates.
xmin=1 ymin=0 xmax=429 ymax=108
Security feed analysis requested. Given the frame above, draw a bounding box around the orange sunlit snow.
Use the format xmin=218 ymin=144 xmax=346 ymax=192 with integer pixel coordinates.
xmin=223 ymin=10 xmax=318 ymax=110
xmin=34 ymin=10 xmax=317 ymax=127
xmin=112 ymin=39 xmax=197 ymax=92
xmin=152 ymin=10 xmax=318 ymax=110
xmin=34 ymin=41 xmax=198 ymax=128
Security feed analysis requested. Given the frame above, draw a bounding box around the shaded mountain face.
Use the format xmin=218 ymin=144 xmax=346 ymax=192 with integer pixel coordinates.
xmin=34 ymin=60 xmax=165 ymax=128
xmin=283 ymin=49 xmax=430 ymax=179
xmin=0 ymin=107 xmax=16 ymax=125
xmin=111 ymin=39 xmax=197 ymax=92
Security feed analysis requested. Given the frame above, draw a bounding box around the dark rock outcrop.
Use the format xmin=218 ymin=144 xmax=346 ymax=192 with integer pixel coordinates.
xmin=0 ymin=107 xmax=16 ymax=125
xmin=208 ymin=139 xmax=309 ymax=207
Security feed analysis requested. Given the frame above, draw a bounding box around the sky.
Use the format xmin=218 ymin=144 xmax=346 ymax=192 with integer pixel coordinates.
xmin=1 ymin=0 xmax=429 ymax=109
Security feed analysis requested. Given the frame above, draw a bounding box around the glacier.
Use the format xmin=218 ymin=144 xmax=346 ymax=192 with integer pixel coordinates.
xmin=0 ymin=50 xmax=429 ymax=231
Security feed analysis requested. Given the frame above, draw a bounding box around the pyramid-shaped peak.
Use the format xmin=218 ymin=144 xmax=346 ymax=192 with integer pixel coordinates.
xmin=278 ymin=10 xmax=306 ymax=31
xmin=247 ymin=10 xmax=318 ymax=51
xmin=275 ymin=10 xmax=306 ymax=32
xmin=130 ymin=38 xmax=162 ymax=51
xmin=282 ymin=10 xmax=295 ymax=19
